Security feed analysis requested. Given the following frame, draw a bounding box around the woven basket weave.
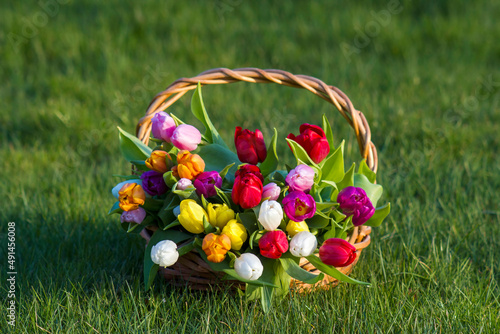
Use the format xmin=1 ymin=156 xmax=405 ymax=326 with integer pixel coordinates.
xmin=136 ymin=68 xmax=377 ymax=291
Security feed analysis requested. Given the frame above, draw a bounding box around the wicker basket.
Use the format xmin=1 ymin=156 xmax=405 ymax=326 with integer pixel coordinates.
xmin=136 ymin=68 xmax=377 ymax=291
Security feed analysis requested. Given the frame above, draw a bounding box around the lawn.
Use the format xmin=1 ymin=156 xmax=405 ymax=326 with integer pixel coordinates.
xmin=1 ymin=0 xmax=499 ymax=333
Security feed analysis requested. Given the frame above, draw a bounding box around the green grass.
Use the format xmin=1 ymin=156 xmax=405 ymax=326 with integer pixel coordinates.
xmin=1 ymin=0 xmax=499 ymax=332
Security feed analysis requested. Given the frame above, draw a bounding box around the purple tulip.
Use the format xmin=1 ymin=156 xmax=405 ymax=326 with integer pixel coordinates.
xmin=121 ymin=207 xmax=147 ymax=224
xmin=282 ymin=191 xmax=316 ymax=222
xmin=337 ymin=186 xmax=375 ymax=226
xmin=286 ymin=164 xmax=315 ymax=193
xmin=171 ymin=124 xmax=202 ymax=151
xmin=177 ymin=178 xmax=193 ymax=190
xmin=140 ymin=171 xmax=168 ymax=196
xmin=193 ymin=171 xmax=222 ymax=198
xmin=151 ymin=112 xmax=177 ymax=142
xmin=262 ymin=182 xmax=281 ymax=201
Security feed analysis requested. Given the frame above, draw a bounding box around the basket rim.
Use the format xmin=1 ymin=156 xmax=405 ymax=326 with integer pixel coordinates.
xmin=135 ymin=67 xmax=378 ymax=173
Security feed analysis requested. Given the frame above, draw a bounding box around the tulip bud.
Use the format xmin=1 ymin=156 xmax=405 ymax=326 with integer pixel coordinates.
xmin=140 ymin=171 xmax=168 ymax=196
xmin=112 ymin=179 xmax=141 ymax=199
xmin=176 ymin=178 xmax=193 ymax=190
xmin=258 ymin=230 xmax=289 ymax=259
xmin=231 ymin=165 xmax=263 ymax=209
xmin=262 ymin=182 xmax=281 ymax=201
xmin=178 ymin=199 xmax=208 ymax=234
xmin=145 ymin=150 xmax=172 ymax=173
xmin=289 ymin=231 xmax=317 ymax=257
xmin=234 ymin=127 xmax=267 ymax=165
xmin=151 ymin=240 xmax=179 ymax=267
xmin=207 ymin=203 xmax=235 ymax=229
xmin=202 ymin=233 xmax=231 ymax=263
xmin=193 ymin=171 xmax=222 ymax=198
xmin=221 ymin=219 xmax=248 ymax=251
xmin=234 ymin=253 xmax=264 ymax=280
xmin=118 ymin=183 xmax=146 ymax=211
xmin=282 ymin=191 xmax=316 ymax=222
xmin=285 ymin=220 xmax=310 ymax=237
xmin=287 ymin=124 xmax=330 ymax=164
xmin=337 ymin=186 xmax=375 ymax=226
xmin=258 ymin=200 xmax=283 ymax=231
xmin=173 ymin=150 xmax=205 ymax=180
xmin=286 ymin=164 xmax=315 ymax=193
xmin=151 ymin=111 xmax=177 ymax=143
xmin=319 ymin=238 xmax=357 ymax=267
xmin=120 ymin=207 xmax=147 ymax=224
xmin=171 ymin=124 xmax=202 ymax=151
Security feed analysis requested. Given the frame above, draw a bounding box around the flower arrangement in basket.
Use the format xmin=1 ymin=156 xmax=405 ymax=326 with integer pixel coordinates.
xmin=109 ymin=68 xmax=390 ymax=312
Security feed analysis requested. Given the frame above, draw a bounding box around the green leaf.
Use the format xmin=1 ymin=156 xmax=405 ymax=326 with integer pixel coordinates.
xmin=158 ymin=195 xmax=181 ymax=226
xmin=336 ymin=163 xmax=356 ymax=196
xmin=163 ymin=220 xmax=181 ymax=231
xmin=237 ymin=212 xmax=259 ymax=235
xmin=163 ymin=171 xmax=178 ymax=188
xmin=130 ymin=160 xmax=150 ymax=171
xmin=320 ymin=141 xmax=345 ymax=183
xmin=118 ymin=127 xmax=152 ymax=162
xmin=306 ymin=214 xmax=331 ymax=229
xmin=219 ymin=163 xmax=236 ymax=181
xmin=197 ymin=144 xmax=240 ymax=182
xmin=365 ymin=203 xmax=391 ymax=227
xmin=305 ymin=255 xmax=370 ymax=286
xmin=245 ymin=283 xmax=262 ymax=301
xmin=322 ymin=114 xmax=335 ymax=152
xmin=144 ymin=229 xmax=191 ymax=290
xmin=260 ymin=128 xmax=279 ymax=178
xmin=285 ymin=138 xmax=318 ymax=168
xmin=203 ymin=215 xmax=215 ymax=234
xmin=141 ymin=198 xmax=164 ymax=212
xmin=108 ymin=201 xmax=122 ymax=215
xmin=279 ymin=257 xmax=324 ymax=284
xmin=315 ymin=201 xmax=337 ymax=211
xmin=177 ymin=241 xmax=195 ymax=256
xmin=358 ymin=159 xmax=377 ymax=183
xmin=354 ymin=174 xmax=383 ymax=208
xmin=191 ymin=82 xmax=228 ymax=148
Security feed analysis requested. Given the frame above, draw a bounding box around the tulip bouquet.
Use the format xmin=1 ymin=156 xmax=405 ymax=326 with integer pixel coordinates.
xmin=109 ymin=83 xmax=390 ymax=312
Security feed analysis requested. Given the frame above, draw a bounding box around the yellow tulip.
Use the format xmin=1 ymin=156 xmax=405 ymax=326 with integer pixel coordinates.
xmin=172 ymin=150 xmax=205 ymax=180
xmin=286 ymin=220 xmax=310 ymax=237
xmin=207 ymin=203 xmax=235 ymax=229
xmin=145 ymin=150 xmax=172 ymax=173
xmin=178 ymin=199 xmax=208 ymax=234
xmin=202 ymin=233 xmax=231 ymax=263
xmin=118 ymin=183 xmax=146 ymax=211
xmin=221 ymin=219 xmax=248 ymax=251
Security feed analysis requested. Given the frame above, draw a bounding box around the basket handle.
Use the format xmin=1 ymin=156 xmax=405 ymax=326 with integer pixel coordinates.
xmin=136 ymin=67 xmax=378 ymax=172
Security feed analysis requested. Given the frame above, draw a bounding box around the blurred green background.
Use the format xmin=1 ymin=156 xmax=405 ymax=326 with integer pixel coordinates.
xmin=1 ymin=0 xmax=499 ymax=332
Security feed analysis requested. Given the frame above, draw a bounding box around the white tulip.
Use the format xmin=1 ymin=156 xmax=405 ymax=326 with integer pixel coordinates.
xmin=112 ymin=179 xmax=142 ymax=199
xmin=234 ymin=253 xmax=264 ymax=280
xmin=258 ymin=200 xmax=283 ymax=231
xmin=151 ymin=240 xmax=179 ymax=267
xmin=289 ymin=231 xmax=317 ymax=257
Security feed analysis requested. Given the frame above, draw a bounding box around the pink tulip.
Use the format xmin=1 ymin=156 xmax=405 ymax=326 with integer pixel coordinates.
xmin=262 ymin=183 xmax=281 ymax=201
xmin=171 ymin=124 xmax=202 ymax=151
xmin=286 ymin=164 xmax=315 ymax=193
xmin=151 ymin=112 xmax=177 ymax=142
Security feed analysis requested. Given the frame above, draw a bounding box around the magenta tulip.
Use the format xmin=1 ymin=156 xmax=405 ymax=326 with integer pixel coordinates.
xmin=193 ymin=171 xmax=223 ymax=198
xmin=337 ymin=186 xmax=375 ymax=226
xmin=282 ymin=191 xmax=316 ymax=222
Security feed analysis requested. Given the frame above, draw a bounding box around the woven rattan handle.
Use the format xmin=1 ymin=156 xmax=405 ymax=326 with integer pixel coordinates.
xmin=136 ymin=67 xmax=378 ymax=172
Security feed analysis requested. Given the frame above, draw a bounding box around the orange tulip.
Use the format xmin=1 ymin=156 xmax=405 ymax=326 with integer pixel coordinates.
xmin=145 ymin=150 xmax=172 ymax=173
xmin=118 ymin=183 xmax=146 ymax=211
xmin=172 ymin=150 xmax=205 ymax=180
xmin=202 ymin=233 xmax=231 ymax=263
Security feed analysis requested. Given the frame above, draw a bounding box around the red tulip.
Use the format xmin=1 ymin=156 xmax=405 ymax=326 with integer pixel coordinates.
xmin=287 ymin=124 xmax=330 ymax=164
xmin=231 ymin=165 xmax=264 ymax=209
xmin=319 ymin=238 xmax=357 ymax=267
xmin=259 ymin=230 xmax=289 ymax=259
xmin=234 ymin=127 xmax=267 ymax=165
